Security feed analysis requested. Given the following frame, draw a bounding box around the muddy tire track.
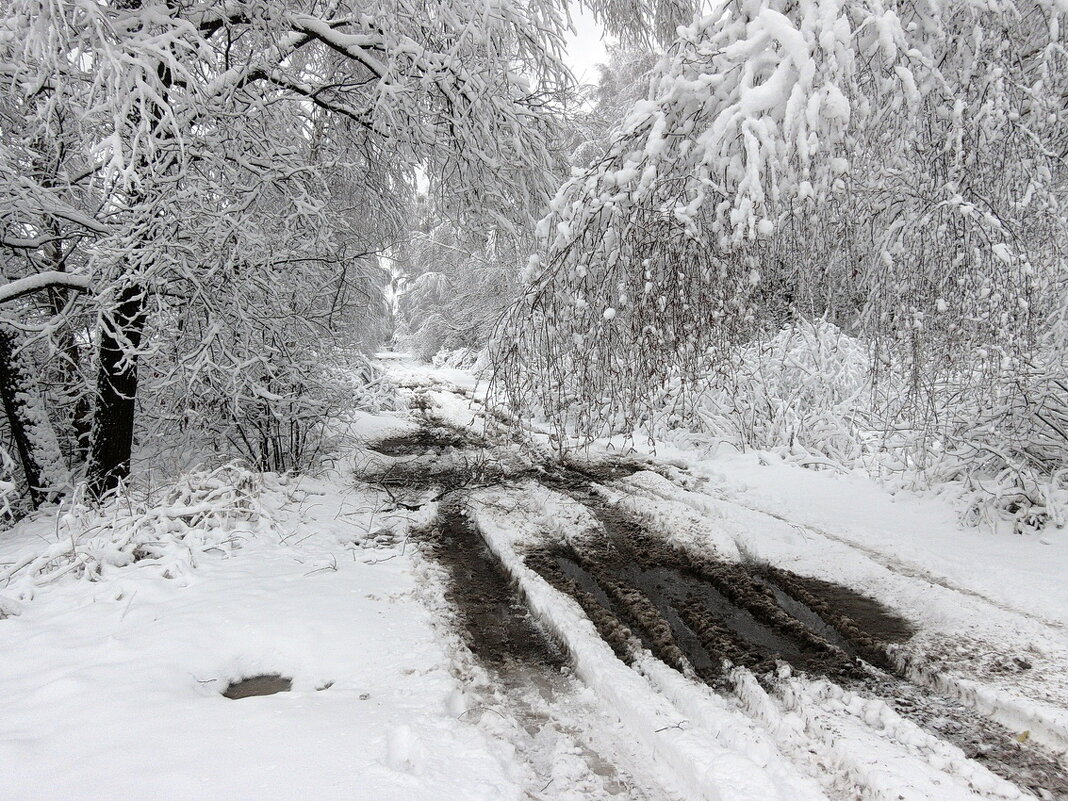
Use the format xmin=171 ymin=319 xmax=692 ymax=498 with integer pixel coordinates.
xmin=414 ymin=501 xmax=567 ymax=671
xmin=386 ymin=428 xmax=686 ymax=800
xmin=708 ymin=489 xmax=1066 ymax=634
xmin=523 ymin=490 xmax=1068 ymax=799
xmin=365 ymin=423 xmax=1068 ymax=799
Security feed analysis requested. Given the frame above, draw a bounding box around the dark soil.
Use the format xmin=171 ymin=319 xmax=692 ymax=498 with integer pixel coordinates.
xmin=558 ymin=458 xmax=653 ymax=484
xmin=524 ymin=492 xmax=1068 ymax=799
xmin=362 ymin=425 xmax=510 ymax=510
xmin=367 ymin=423 xmax=1068 ymax=797
xmin=759 ymin=569 xmax=917 ymax=645
xmin=222 ymin=674 xmax=292 ymax=699
xmin=525 ymin=497 xmax=876 ymax=684
xmin=414 ymin=502 xmax=566 ymax=672
xmin=368 ymin=427 xmax=481 ymax=457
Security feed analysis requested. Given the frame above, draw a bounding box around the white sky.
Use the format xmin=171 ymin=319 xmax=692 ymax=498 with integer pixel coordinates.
xmin=563 ymin=5 xmax=611 ymax=86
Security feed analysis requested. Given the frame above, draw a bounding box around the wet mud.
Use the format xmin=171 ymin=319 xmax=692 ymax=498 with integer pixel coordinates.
xmin=414 ymin=496 xmax=656 ymax=799
xmin=222 ymin=674 xmax=292 ymax=699
xmin=525 ymin=494 xmax=1068 ymax=799
xmin=367 ymin=427 xmax=481 ymax=457
xmin=414 ymin=502 xmax=566 ymax=671
xmin=371 ymin=424 xmax=1068 ymax=797
xmin=363 ymin=425 xmax=510 ymax=509
xmin=525 ymin=498 xmax=881 ymax=683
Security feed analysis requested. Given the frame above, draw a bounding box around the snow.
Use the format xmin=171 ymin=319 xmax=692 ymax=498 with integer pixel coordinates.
xmin=0 ymin=271 xmax=92 ymax=305
xmin=0 ymin=446 xmax=526 ymax=800
xmin=992 ymin=243 xmax=1013 ymax=263
xmin=677 ymin=452 xmax=1068 ymax=631
xmin=3 ymin=356 xmax=1067 ymax=800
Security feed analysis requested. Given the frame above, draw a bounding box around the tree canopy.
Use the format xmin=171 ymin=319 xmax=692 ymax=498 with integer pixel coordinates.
xmin=496 ymin=0 xmax=1068 ymax=445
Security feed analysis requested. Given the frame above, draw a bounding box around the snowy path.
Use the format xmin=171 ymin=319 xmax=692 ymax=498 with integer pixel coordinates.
xmin=381 ymin=357 xmax=1068 ymax=801
xmin=1 ymin=355 xmax=1066 ymax=800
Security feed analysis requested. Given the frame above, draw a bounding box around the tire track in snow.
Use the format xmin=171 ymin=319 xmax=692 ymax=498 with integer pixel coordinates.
xmin=641 ymin=469 xmax=1065 ymax=633
xmin=370 ymin=369 xmax=1066 ymax=800
xmin=471 ymin=486 xmax=1047 ymax=801
xmin=611 ymin=472 xmax=1068 ymax=760
xmin=370 ymin=437 xmax=692 ymax=801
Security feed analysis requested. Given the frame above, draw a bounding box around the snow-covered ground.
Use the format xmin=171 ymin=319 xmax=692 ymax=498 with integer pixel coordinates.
xmin=1 ymin=354 xmax=1066 ymax=800
xmin=0 ymin=468 xmax=535 ymax=800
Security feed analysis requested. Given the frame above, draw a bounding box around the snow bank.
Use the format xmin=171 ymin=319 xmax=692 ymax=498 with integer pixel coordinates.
xmin=0 ymin=463 xmax=277 ymax=607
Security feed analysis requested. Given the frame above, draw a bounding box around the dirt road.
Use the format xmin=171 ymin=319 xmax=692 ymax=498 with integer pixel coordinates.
xmin=364 ymin=364 xmax=1068 ymax=801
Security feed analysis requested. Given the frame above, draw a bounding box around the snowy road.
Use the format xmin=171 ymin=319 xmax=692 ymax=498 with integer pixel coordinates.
xmin=378 ymin=357 xmax=1068 ymax=801
xmin=1 ymin=355 xmax=1066 ymax=800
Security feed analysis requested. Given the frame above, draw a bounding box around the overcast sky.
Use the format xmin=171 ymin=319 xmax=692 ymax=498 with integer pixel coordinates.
xmin=563 ymin=5 xmax=610 ymax=85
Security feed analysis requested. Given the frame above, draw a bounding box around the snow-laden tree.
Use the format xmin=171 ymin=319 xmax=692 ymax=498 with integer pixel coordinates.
xmin=398 ymin=43 xmax=669 ymax=365
xmin=568 ymin=46 xmax=661 ymax=169
xmin=0 ymin=85 xmax=99 ymax=508
xmin=496 ymin=0 xmax=1068 ymax=464
xmin=0 ymin=0 xmax=688 ymax=499
xmin=397 ymin=214 xmax=527 ymax=361
xmin=137 ymin=101 xmax=399 ymax=473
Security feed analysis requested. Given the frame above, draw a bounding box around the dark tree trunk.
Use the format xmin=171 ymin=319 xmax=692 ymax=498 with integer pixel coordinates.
xmin=86 ymin=6 xmax=172 ymax=498
xmin=87 ymin=284 xmax=147 ymax=498
xmin=32 ymin=125 xmax=94 ymax=464
xmin=0 ymin=325 xmax=63 ymax=508
xmin=45 ymin=282 xmax=93 ymax=464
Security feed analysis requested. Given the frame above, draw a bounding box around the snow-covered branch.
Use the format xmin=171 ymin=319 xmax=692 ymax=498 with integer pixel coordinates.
xmin=0 ymin=273 xmax=92 ymax=305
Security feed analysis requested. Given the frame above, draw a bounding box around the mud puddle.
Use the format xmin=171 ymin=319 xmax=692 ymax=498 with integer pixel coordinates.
xmin=526 ymin=501 xmax=873 ymax=683
xmin=222 ymin=674 xmax=292 ymax=699
xmin=525 ymin=494 xmax=1068 ymax=798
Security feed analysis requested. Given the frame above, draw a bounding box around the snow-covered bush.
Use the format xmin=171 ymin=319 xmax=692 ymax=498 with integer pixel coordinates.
xmin=677 ymin=321 xmax=875 ymax=463
xmin=491 ymin=0 xmax=1068 ymax=529
xmin=928 ymin=357 xmax=1068 ymax=532
xmin=145 ymin=346 xmax=399 ymax=476
xmin=655 ymin=321 xmax=1068 ymax=532
xmin=433 ymin=348 xmax=485 ymax=370
xmin=328 ymin=354 xmax=400 ymax=414
xmin=0 ymin=463 xmax=281 ymax=604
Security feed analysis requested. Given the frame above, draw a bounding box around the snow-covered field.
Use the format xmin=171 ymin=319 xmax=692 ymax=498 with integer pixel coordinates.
xmin=1 ymin=355 xmax=1066 ymax=800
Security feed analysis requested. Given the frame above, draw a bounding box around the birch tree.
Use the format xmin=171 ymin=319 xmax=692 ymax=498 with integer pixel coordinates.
xmin=497 ymin=0 xmax=1068 ymax=458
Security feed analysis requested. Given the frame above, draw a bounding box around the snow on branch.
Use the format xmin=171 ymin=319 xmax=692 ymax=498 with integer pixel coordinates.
xmin=0 ymin=273 xmax=92 ymax=305
xmin=495 ymin=0 xmax=1068 ymax=450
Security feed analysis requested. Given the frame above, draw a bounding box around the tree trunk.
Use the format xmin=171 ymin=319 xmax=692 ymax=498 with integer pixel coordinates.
xmin=45 ymin=277 xmax=93 ymax=464
xmin=0 ymin=324 xmax=66 ymax=508
xmin=87 ymin=284 xmax=147 ymax=497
